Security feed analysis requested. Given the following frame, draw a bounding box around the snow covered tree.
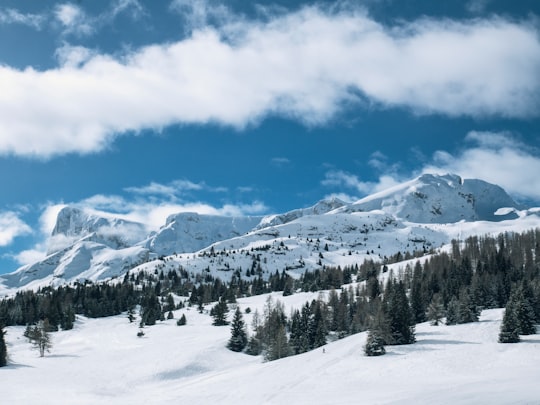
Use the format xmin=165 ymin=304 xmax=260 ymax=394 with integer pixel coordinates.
xmin=28 ymin=319 xmax=53 ymax=357
xmin=364 ymin=328 xmax=386 ymax=356
xmin=0 ymin=324 xmax=7 ymax=367
xmin=227 ymin=307 xmax=248 ymax=352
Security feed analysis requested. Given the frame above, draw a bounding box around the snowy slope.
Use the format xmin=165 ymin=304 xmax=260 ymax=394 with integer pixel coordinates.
xmin=3 ymin=294 xmax=539 ymax=404
xmin=142 ymin=212 xmax=263 ymax=257
xmin=341 ymin=173 xmax=521 ymax=223
xmin=1 ymin=173 xmax=538 ymax=294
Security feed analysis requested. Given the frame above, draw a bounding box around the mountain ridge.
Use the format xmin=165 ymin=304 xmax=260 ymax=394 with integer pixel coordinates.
xmin=1 ymin=173 xmax=536 ymax=295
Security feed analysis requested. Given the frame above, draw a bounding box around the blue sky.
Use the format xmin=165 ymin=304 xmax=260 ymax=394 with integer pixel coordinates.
xmin=0 ymin=0 xmax=539 ymax=274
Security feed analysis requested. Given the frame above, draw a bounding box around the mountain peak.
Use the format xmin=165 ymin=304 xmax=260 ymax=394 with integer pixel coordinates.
xmin=344 ymin=173 xmax=521 ymax=223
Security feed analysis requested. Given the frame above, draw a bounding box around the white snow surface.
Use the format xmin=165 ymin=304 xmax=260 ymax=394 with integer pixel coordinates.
xmin=3 ymin=294 xmax=539 ymax=404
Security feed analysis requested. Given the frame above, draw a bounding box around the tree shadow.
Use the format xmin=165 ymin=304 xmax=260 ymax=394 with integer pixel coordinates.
xmin=46 ymin=354 xmax=79 ymax=359
xmin=416 ymin=330 xmax=445 ymax=337
xmin=4 ymin=361 xmax=34 ymax=369
xmin=417 ymin=339 xmax=478 ymax=345
xmin=520 ymin=336 xmax=540 ymax=344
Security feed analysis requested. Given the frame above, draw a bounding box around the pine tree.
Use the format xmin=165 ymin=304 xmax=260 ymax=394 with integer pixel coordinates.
xmin=427 ymin=294 xmax=445 ymax=326
xmin=385 ymin=280 xmax=415 ymax=345
xmin=211 ymin=299 xmax=229 ymax=326
xmin=445 ymin=297 xmax=459 ymax=325
xmin=514 ymin=284 xmax=537 ymax=335
xmin=457 ymin=288 xmax=479 ymax=324
xmin=176 ymin=313 xmax=187 ymax=326
xmin=499 ymin=300 xmax=520 ymax=343
xmin=364 ymin=328 xmax=386 ymax=356
xmin=0 ymin=324 xmax=7 ymax=367
xmin=227 ymin=307 xmax=248 ymax=352
xmin=28 ymin=319 xmax=53 ymax=357
xmin=265 ymin=325 xmax=290 ymax=361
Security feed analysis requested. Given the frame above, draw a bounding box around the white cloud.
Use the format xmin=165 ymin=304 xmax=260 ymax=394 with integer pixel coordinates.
xmin=124 ymin=179 xmax=226 ymax=196
xmin=322 ymin=170 xmax=401 ymax=196
xmin=271 ymin=157 xmax=291 ymax=167
xmin=54 ymin=3 xmax=94 ymax=36
xmin=422 ymin=132 xmax=540 ymax=202
xmin=0 ymin=211 xmax=32 ymax=247
xmin=0 ymin=6 xmax=538 ymax=158
xmin=11 ymin=248 xmax=46 ymax=266
xmin=466 ymin=0 xmax=491 ymax=14
xmin=0 ymin=8 xmax=45 ymax=29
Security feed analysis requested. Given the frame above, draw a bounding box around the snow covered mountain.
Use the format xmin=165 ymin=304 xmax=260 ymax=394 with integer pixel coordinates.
xmin=143 ymin=212 xmax=263 ymax=257
xmin=48 ymin=206 xmax=148 ymax=253
xmin=1 ymin=173 xmax=537 ymax=294
xmin=340 ymin=173 xmax=521 ymax=223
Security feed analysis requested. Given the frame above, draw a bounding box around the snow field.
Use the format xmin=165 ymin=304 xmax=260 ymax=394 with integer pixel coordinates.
xmin=3 ymin=291 xmax=540 ymax=404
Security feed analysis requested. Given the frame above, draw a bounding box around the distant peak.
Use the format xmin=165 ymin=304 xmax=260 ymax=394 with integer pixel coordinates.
xmin=416 ymin=173 xmax=463 ymax=186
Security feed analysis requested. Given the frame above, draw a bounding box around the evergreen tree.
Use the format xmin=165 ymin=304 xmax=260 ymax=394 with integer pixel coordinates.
xmin=384 ymin=280 xmax=415 ymax=345
xmin=514 ymin=284 xmax=537 ymax=335
xmin=227 ymin=307 xmax=248 ymax=352
xmin=245 ymin=336 xmax=262 ymax=356
xmin=211 ymin=299 xmax=229 ymax=326
xmin=176 ymin=313 xmax=187 ymax=326
xmin=0 ymin=324 xmax=7 ymax=367
xmin=265 ymin=325 xmax=290 ymax=361
xmin=499 ymin=299 xmax=520 ymax=343
xmin=28 ymin=319 xmax=53 ymax=357
xmin=427 ymin=294 xmax=445 ymax=326
xmin=457 ymin=288 xmax=479 ymax=324
xmin=364 ymin=328 xmax=386 ymax=356
xmin=445 ymin=297 xmax=459 ymax=325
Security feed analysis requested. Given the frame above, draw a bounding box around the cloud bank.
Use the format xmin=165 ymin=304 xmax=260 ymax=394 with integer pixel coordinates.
xmin=0 ymin=211 xmax=31 ymax=247
xmin=423 ymin=132 xmax=540 ymax=202
xmin=1 ymin=5 xmax=539 ymax=157
xmin=324 ymin=132 xmax=540 ymax=204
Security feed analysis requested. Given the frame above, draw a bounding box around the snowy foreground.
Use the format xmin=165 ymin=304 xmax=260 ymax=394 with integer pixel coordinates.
xmin=3 ymin=292 xmax=540 ymax=405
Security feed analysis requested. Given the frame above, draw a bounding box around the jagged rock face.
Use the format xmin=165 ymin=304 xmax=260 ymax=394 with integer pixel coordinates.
xmin=48 ymin=207 xmax=148 ymax=254
xmin=144 ymin=213 xmax=263 ymax=257
xmin=343 ymin=174 xmax=520 ymax=223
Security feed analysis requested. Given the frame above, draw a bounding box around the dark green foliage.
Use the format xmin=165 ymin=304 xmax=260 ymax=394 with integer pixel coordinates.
xmin=177 ymin=313 xmax=187 ymax=326
xmin=245 ymin=336 xmax=262 ymax=356
xmin=0 ymin=325 xmax=7 ymax=367
xmin=140 ymin=293 xmax=162 ymax=326
xmin=427 ymin=294 xmax=445 ymax=326
xmin=211 ymin=299 xmax=229 ymax=326
xmin=384 ymin=280 xmax=415 ymax=345
xmin=167 ymin=311 xmax=174 ymax=320
xmin=28 ymin=319 xmax=53 ymax=357
xmin=364 ymin=328 xmax=386 ymax=356
xmin=499 ymin=301 xmax=520 ymax=343
xmin=514 ymin=284 xmax=537 ymax=335
xmin=457 ymin=288 xmax=479 ymax=324
xmin=499 ymin=284 xmax=537 ymax=342
xmin=445 ymin=297 xmax=459 ymax=325
xmin=227 ymin=308 xmax=248 ymax=352
xmin=265 ymin=325 xmax=290 ymax=361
